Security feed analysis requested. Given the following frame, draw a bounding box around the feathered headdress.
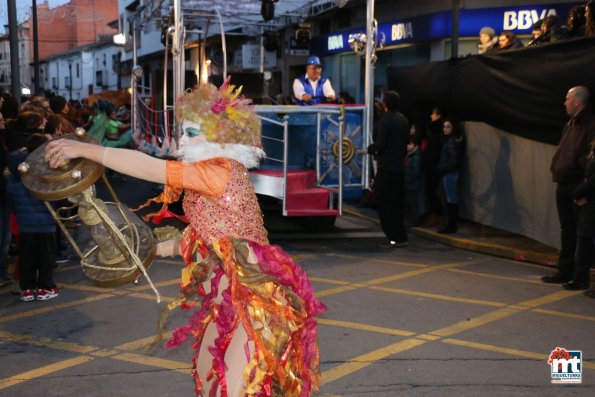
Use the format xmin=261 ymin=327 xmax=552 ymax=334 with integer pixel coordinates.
xmin=175 ymin=76 xmax=261 ymax=147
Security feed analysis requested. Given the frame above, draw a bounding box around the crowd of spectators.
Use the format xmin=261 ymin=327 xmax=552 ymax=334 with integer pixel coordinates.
xmin=0 ymin=92 xmax=132 ymax=301
xmin=479 ymin=1 xmax=595 ymax=54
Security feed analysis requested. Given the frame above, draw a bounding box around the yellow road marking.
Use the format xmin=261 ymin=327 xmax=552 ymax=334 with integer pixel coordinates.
xmin=90 ymin=349 xmax=120 ymax=357
xmin=328 ymin=253 xmax=428 ymax=268
xmin=321 ymin=338 xmax=427 ymax=385
xmin=128 ymin=292 xmax=177 ymax=303
xmin=532 ymin=308 xmax=595 ymax=322
xmin=0 ymin=331 xmax=98 ymax=354
xmin=129 ymin=279 xmax=180 ymax=291
xmin=442 ymin=338 xmax=595 ymax=370
xmin=370 ymin=285 xmax=506 ymax=307
xmin=430 ymin=308 xmax=520 ymax=337
xmin=446 ymin=268 xmax=549 ymax=285
xmin=116 ymin=331 xmax=173 ymax=351
xmin=58 ymin=282 xmax=117 ymax=293
xmin=416 ymin=334 xmax=440 ymax=341
xmin=316 ymin=262 xmax=473 ymax=298
xmin=0 ymin=294 xmax=116 ymax=323
xmin=442 ymin=338 xmax=545 ymax=360
xmin=308 ymin=277 xmax=351 ymax=285
xmin=517 ymin=290 xmax=580 ymax=308
xmin=316 ymin=285 xmax=360 ymax=297
xmin=113 ymin=352 xmax=191 ymax=374
xmin=0 ymin=356 xmax=95 ymax=390
xmin=317 ymin=318 xmax=415 ymax=337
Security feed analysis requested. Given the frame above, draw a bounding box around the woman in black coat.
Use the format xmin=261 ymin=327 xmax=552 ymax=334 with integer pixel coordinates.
xmin=437 ymin=119 xmax=465 ymax=234
xmin=572 ymin=138 xmax=595 ymax=295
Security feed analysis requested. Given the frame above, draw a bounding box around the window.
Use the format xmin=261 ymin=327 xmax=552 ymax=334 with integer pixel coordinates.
xmin=65 ymin=76 xmax=70 ymax=88
xmin=96 ymin=70 xmax=103 ymax=86
xmin=76 ymin=63 xmax=80 ymax=78
xmin=52 ymin=77 xmax=57 ymax=89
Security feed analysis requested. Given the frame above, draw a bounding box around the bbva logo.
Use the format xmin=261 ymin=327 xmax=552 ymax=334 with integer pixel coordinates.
xmin=503 ymin=9 xmax=557 ymax=30
xmin=328 ymin=35 xmax=344 ymax=51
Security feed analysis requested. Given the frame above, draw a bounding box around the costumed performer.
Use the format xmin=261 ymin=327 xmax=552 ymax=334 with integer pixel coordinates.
xmin=45 ymin=78 xmax=327 ymax=397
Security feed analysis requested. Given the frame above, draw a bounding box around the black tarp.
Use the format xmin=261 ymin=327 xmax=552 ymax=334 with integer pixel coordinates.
xmin=387 ymin=37 xmax=595 ymax=145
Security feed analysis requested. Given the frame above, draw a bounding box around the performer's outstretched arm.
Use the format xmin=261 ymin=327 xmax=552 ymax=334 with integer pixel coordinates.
xmin=45 ymin=140 xmax=166 ymax=184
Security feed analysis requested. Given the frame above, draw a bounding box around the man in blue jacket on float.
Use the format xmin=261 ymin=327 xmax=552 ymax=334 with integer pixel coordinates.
xmin=293 ymin=56 xmax=336 ymax=105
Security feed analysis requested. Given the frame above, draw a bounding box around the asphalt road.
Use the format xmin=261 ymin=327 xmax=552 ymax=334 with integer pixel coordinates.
xmin=1 ymin=176 xmax=594 ymax=396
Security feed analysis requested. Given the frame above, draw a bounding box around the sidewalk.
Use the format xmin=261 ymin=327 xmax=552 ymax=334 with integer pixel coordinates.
xmin=343 ymin=206 xmax=559 ymax=267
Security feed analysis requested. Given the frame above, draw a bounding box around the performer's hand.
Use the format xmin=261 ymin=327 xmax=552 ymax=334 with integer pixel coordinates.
xmin=302 ymin=93 xmax=312 ymax=102
xmin=45 ymin=138 xmax=86 ymax=168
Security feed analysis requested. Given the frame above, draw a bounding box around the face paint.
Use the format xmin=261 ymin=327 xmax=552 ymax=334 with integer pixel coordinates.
xmin=179 ymin=119 xmax=207 ymax=149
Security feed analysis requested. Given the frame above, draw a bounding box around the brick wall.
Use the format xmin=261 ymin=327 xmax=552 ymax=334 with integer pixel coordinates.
xmin=33 ymin=0 xmax=118 ymax=61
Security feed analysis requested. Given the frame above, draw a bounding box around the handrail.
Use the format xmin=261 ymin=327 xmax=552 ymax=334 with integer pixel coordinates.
xmin=282 ymin=114 xmax=289 ymax=216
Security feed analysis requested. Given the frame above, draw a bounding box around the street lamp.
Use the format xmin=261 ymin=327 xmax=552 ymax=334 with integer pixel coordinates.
xmin=113 ymin=33 xmax=126 ymax=46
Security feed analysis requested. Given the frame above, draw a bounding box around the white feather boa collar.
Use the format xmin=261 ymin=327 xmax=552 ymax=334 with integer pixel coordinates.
xmin=176 ymin=142 xmax=266 ymax=169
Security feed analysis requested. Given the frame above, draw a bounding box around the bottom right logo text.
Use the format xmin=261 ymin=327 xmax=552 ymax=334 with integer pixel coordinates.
xmin=548 ymin=347 xmax=582 ymax=384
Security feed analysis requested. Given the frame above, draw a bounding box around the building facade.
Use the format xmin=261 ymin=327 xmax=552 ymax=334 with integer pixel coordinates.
xmin=113 ymin=0 xmax=581 ymax=106
xmin=34 ymin=0 xmax=119 ymax=61
xmin=43 ymin=40 xmax=119 ymax=100
xmin=0 ymin=21 xmax=32 ymax=95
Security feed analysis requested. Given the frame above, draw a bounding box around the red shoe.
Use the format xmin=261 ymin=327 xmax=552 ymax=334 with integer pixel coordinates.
xmin=37 ymin=287 xmax=60 ymax=301
xmin=20 ymin=289 xmax=35 ymax=302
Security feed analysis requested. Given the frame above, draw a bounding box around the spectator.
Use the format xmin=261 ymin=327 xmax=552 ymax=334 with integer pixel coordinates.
xmin=44 ymin=115 xmax=63 ymax=138
xmin=21 ymin=96 xmax=52 ymax=121
xmin=571 ymin=137 xmax=595 ymax=293
xmin=437 ymin=119 xmax=466 ymax=234
xmin=498 ymin=31 xmax=524 ymax=50
xmin=0 ymin=94 xmax=19 ymax=122
xmin=586 ymin=0 xmax=595 ymax=37
xmin=527 ymin=19 xmax=545 ymax=46
xmin=0 ymin=113 xmax=10 ymax=287
xmin=7 ymin=134 xmax=60 ymax=301
xmin=405 ymin=123 xmax=425 ymax=227
xmin=540 ymin=15 xmax=570 ymax=43
xmin=423 ymin=107 xmax=444 ymax=227
xmin=543 ymin=86 xmax=595 ymax=286
xmin=366 ymin=91 xmax=410 ymax=248
xmin=477 ymin=27 xmax=498 ymax=54
xmin=293 ymin=56 xmax=336 ymax=105
xmin=49 ymin=95 xmax=75 ymax=134
xmin=566 ymin=5 xmax=586 ymax=38
xmin=5 ymin=111 xmax=46 ymax=152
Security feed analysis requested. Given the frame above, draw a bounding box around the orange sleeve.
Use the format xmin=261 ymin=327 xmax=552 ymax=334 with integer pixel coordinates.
xmin=165 ymin=158 xmax=232 ymax=196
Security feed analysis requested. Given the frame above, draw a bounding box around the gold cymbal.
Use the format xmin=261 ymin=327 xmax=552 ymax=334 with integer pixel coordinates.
xmin=20 ymin=134 xmax=104 ymax=201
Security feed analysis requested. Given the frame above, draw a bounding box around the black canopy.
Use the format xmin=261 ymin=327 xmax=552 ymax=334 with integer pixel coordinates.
xmin=387 ymin=37 xmax=595 ymax=145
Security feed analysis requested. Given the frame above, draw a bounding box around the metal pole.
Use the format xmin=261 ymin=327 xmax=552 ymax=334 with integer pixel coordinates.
xmin=172 ymin=0 xmax=182 ymax=140
xmin=131 ymin=18 xmax=138 ymax=136
xmin=68 ymin=63 xmax=72 ymax=100
xmin=364 ymin=0 xmax=375 ymax=184
xmin=7 ymin=0 xmax=21 ymax=103
xmin=32 ymin=0 xmax=40 ymax=95
xmin=451 ymin=0 xmax=460 ymax=58
xmin=214 ymin=7 xmax=227 ymax=79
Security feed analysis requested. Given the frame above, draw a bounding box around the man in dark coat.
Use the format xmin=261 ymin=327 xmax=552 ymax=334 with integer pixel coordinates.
xmin=572 ymin=139 xmax=595 ymax=293
xmin=543 ymin=86 xmax=595 ymax=288
xmin=367 ymin=91 xmax=410 ymax=248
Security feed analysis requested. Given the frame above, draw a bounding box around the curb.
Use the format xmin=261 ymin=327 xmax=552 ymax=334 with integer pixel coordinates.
xmin=343 ymin=207 xmax=558 ymax=267
xmin=409 ymin=227 xmax=558 ymax=267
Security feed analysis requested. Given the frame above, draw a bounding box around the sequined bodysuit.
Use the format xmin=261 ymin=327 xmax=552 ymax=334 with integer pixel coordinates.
xmin=160 ymin=157 xmax=325 ymax=397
